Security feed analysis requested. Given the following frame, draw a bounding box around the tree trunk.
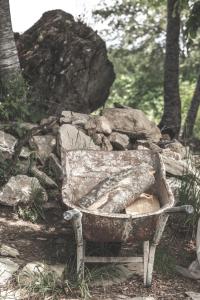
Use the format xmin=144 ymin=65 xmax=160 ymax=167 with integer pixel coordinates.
xmin=0 ymin=0 xmax=20 ymax=79
xmin=182 ymin=73 xmax=200 ymax=139
xmin=159 ymin=0 xmax=181 ymax=138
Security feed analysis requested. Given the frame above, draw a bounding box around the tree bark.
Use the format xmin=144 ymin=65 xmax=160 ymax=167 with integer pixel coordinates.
xmin=182 ymin=73 xmax=200 ymax=139
xmin=0 ymin=0 xmax=20 ymax=79
xmin=159 ymin=0 xmax=181 ymax=138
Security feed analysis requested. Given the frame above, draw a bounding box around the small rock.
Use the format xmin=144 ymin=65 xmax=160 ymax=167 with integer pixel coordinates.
xmin=164 ymin=140 xmax=187 ymax=159
xmin=161 ymin=156 xmax=193 ymax=177
xmin=161 ymin=148 xmax=181 ymax=160
xmin=103 ymin=108 xmax=161 ymax=143
xmin=60 ymin=111 xmax=90 ymax=126
xmin=95 ymin=116 xmax=112 ymax=135
xmin=0 ymin=131 xmax=17 ymax=160
xmin=19 ymin=147 xmax=32 ymax=159
xmin=0 ymin=258 xmax=19 ymax=285
xmin=0 ymin=175 xmax=47 ymax=206
xmin=58 ymin=124 xmax=99 ymax=154
xmin=186 ymin=291 xmax=200 ymax=300
xmin=29 ymin=134 xmax=56 ymax=163
xmin=40 ymin=115 xmax=57 ymax=126
xmin=19 ymin=122 xmax=36 ymax=131
xmin=0 ymin=244 xmax=19 ymax=258
xmin=102 ymin=136 xmax=113 ymax=151
xmin=92 ymin=133 xmax=104 ymax=146
xmin=0 ymin=288 xmax=27 ymax=300
xmin=109 ymin=132 xmax=129 ymax=150
xmin=85 ymin=116 xmax=112 ymax=135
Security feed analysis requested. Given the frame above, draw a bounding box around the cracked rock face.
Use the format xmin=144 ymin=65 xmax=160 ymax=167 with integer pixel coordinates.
xmin=15 ymin=10 xmax=115 ymax=117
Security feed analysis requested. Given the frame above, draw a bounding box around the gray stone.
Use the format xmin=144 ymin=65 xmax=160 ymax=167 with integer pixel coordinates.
xmin=58 ymin=124 xmax=99 ymax=154
xmin=161 ymin=148 xmax=181 ymax=161
xmin=19 ymin=147 xmax=32 ymax=159
xmin=29 ymin=134 xmax=56 ymax=163
xmin=60 ymin=111 xmax=90 ymax=126
xmin=186 ymin=292 xmax=200 ymax=300
xmin=0 ymin=258 xmax=19 ymax=285
xmin=102 ymin=136 xmax=113 ymax=151
xmin=109 ymin=132 xmax=129 ymax=150
xmin=0 ymin=175 xmax=47 ymax=207
xmin=0 ymin=289 xmax=27 ymax=300
xmin=164 ymin=140 xmax=187 ymax=159
xmin=0 ymin=131 xmax=17 ymax=160
xmin=162 ymin=156 xmax=192 ymax=177
xmin=102 ymin=108 xmax=161 ymax=143
xmin=85 ymin=116 xmax=112 ymax=136
xmin=0 ymin=244 xmax=19 ymax=258
xmin=92 ymin=133 xmax=104 ymax=146
xmin=40 ymin=115 xmax=57 ymax=126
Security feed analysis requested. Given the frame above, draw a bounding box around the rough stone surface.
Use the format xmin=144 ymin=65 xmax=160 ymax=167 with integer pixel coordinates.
xmin=102 ymin=108 xmax=161 ymax=143
xmin=0 ymin=289 xmax=27 ymax=300
xmin=186 ymin=291 xmax=200 ymax=300
xmin=164 ymin=140 xmax=187 ymax=159
xmin=162 ymin=156 xmax=195 ymax=177
xmin=0 ymin=258 xmax=19 ymax=285
xmin=0 ymin=175 xmax=47 ymax=206
xmin=109 ymin=132 xmax=129 ymax=150
xmin=102 ymin=135 xmax=113 ymax=151
xmin=58 ymin=124 xmax=99 ymax=154
xmin=0 ymin=131 xmax=17 ymax=160
xmin=60 ymin=111 xmax=91 ymax=126
xmin=85 ymin=116 xmax=112 ymax=135
xmin=15 ymin=10 xmax=115 ymax=116
xmin=29 ymin=134 xmax=56 ymax=163
xmin=0 ymin=244 xmax=19 ymax=258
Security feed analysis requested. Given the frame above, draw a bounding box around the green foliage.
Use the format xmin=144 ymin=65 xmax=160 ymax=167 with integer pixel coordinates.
xmin=94 ymin=0 xmax=200 ymax=138
xmin=0 ymin=74 xmax=29 ymax=122
xmin=155 ymin=247 xmax=176 ymax=276
xmin=17 ymin=184 xmax=46 ymax=223
xmin=17 ymin=266 xmax=62 ymax=300
xmin=178 ymin=172 xmax=200 ymax=235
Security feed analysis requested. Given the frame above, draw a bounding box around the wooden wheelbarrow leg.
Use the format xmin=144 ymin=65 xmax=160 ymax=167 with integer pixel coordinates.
xmin=63 ymin=209 xmax=84 ymax=279
xmin=145 ymin=214 xmax=169 ymax=287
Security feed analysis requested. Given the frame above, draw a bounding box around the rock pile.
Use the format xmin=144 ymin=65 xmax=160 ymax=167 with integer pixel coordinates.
xmin=15 ymin=10 xmax=115 ymax=117
xmin=0 ymin=105 xmax=194 ymax=209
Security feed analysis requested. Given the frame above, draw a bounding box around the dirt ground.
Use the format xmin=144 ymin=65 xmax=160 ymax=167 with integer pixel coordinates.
xmin=0 ymin=205 xmax=200 ymax=300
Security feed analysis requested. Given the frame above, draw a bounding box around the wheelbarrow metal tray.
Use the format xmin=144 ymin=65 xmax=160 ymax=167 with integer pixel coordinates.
xmin=62 ymin=150 xmax=175 ymax=243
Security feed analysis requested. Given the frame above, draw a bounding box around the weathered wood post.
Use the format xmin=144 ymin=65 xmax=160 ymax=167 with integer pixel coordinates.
xmin=63 ymin=209 xmax=84 ymax=279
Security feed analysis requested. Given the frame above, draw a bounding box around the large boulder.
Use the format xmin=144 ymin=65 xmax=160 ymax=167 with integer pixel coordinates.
xmin=102 ymin=108 xmax=161 ymax=143
xmin=15 ymin=10 xmax=115 ymax=116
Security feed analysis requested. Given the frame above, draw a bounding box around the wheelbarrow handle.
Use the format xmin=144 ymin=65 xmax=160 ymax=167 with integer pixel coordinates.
xmin=165 ymin=205 xmax=194 ymax=214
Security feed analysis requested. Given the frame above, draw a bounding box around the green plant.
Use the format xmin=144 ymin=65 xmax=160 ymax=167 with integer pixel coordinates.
xmin=17 ymin=266 xmax=63 ymax=300
xmin=178 ymin=172 xmax=200 ymax=234
xmin=155 ymin=246 xmax=176 ymax=276
xmin=0 ymin=74 xmax=29 ymax=122
xmin=17 ymin=183 xmax=46 ymax=223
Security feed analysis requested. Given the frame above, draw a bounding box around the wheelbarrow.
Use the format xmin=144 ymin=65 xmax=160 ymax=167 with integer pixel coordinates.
xmin=62 ymin=149 xmax=193 ymax=286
